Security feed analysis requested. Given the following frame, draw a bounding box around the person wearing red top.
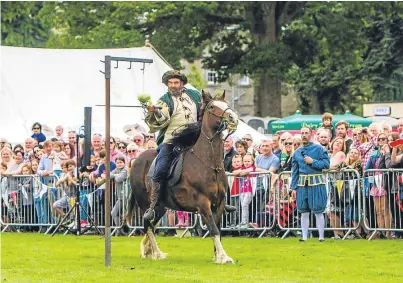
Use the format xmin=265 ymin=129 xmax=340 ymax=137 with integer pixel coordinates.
xmin=233 ymin=154 xmax=256 ymax=228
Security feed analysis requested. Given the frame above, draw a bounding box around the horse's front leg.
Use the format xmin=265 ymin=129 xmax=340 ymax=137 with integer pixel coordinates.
xmin=200 ymin=203 xmax=234 ymax=264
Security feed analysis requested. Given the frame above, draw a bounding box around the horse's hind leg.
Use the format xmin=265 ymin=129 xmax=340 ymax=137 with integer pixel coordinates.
xmin=200 ymin=202 xmax=234 ymax=264
xmin=140 ymin=205 xmax=167 ymax=260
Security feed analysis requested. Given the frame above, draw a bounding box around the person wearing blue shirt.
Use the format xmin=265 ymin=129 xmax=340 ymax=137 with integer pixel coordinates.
xmin=291 ymin=127 xmax=330 ymax=242
xmin=31 ymin=122 xmax=47 ymax=143
xmin=254 ymin=139 xmax=280 ymax=223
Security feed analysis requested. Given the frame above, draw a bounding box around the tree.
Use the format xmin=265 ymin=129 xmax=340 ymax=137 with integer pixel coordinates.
xmin=186 ymin=64 xmax=207 ymax=91
xmin=136 ymin=2 xmax=306 ymax=117
xmin=1 ymin=1 xmax=50 ymax=47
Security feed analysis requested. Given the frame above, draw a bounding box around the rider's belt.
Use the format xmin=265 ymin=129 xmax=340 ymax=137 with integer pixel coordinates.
xmin=298 ymin=174 xmax=326 ymax=187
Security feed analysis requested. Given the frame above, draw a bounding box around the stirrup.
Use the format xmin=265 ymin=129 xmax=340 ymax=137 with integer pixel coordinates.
xmin=143 ymin=208 xmax=155 ymax=222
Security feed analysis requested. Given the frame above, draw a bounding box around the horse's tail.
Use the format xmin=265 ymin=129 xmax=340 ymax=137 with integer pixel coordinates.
xmin=125 ymin=182 xmax=137 ymax=224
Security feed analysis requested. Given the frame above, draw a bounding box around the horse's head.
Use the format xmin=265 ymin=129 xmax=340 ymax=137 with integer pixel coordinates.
xmin=201 ymin=90 xmax=238 ymax=136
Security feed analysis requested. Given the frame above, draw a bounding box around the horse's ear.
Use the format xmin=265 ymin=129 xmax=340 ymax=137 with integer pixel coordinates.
xmin=202 ymin=89 xmax=212 ymax=103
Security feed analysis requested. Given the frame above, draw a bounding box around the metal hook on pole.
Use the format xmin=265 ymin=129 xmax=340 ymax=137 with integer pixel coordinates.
xmin=127 ymin=62 xmax=132 ymax=70
xmin=114 ymin=61 xmax=119 ymax=69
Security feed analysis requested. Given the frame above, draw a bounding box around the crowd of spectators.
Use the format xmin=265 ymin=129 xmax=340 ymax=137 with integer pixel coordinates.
xmin=1 ymin=116 xmax=403 ymax=238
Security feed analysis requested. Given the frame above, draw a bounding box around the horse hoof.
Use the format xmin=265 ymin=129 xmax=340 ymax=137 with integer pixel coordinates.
xmin=215 ymin=255 xmax=234 ymax=264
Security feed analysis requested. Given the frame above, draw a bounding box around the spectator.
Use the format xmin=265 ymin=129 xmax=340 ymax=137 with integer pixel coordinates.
xmin=146 ymin=139 xmax=157 ymax=150
xmin=117 ymin=142 xmax=127 ymax=155
xmin=272 ymin=134 xmax=281 ymax=157
xmin=293 ymin=135 xmax=302 ymax=151
xmin=352 ymin=124 xmax=379 ymax=168
xmin=109 ymin=137 xmax=125 ymax=163
xmin=50 ymin=141 xmax=68 ymax=177
xmin=242 ymin=134 xmax=258 ymax=156
xmin=0 ymin=147 xmax=15 ymax=173
xmin=110 ymin=156 xmax=128 ymax=235
xmin=31 ymin=122 xmax=46 ymax=143
xmin=13 ymin=144 xmax=24 ymax=153
xmin=223 ymin=136 xmax=237 ymax=173
xmin=68 ymin=131 xmax=77 ymax=147
xmin=253 ymin=139 xmax=280 ymax=222
xmin=64 ymin=143 xmax=75 ymax=161
xmin=329 ymin=138 xmax=346 ymax=169
xmin=19 ymin=164 xmax=35 ymax=231
xmin=235 ymin=140 xmax=248 ymax=158
xmin=126 ymin=143 xmax=139 ymax=169
xmin=0 ymin=138 xmax=8 ymax=151
xmin=37 ymin=141 xmax=55 ymax=179
xmin=53 ymin=160 xmax=77 ymax=221
xmin=90 ymin=134 xmax=103 ymax=156
xmin=133 ymin=133 xmax=145 ymax=148
xmin=54 ymin=125 xmax=65 ymax=142
xmin=380 ymin=122 xmax=392 ymax=135
xmin=365 ymin=132 xmax=392 ymax=238
xmin=321 ymin=112 xmax=335 ymax=139
xmin=279 ymin=137 xmax=294 ymax=173
xmin=11 ymin=150 xmax=25 ymax=175
xmin=335 ymin=120 xmax=352 ymax=154
xmin=233 ymin=153 xmax=256 ymax=228
xmin=317 ymin=128 xmax=331 ymax=151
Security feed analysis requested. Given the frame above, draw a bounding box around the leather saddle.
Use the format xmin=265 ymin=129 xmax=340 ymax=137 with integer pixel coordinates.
xmin=147 ymin=145 xmax=188 ymax=187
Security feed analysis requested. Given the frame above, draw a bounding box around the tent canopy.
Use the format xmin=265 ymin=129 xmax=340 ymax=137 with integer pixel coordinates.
xmin=270 ymin=110 xmax=372 ymax=133
xmin=1 ymin=46 xmax=262 ymax=144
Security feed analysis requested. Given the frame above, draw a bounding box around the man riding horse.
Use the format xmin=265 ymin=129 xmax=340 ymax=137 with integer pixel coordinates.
xmin=143 ymin=70 xmax=235 ymax=222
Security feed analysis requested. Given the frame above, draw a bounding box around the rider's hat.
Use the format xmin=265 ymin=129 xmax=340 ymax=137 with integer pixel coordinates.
xmin=162 ymin=70 xmax=188 ymax=86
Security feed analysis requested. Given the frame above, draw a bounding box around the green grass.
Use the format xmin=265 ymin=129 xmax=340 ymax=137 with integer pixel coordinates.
xmin=1 ymin=233 xmax=403 ymax=283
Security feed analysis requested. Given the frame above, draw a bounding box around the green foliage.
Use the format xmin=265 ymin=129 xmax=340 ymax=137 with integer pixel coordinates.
xmin=186 ymin=64 xmax=207 ymax=91
xmin=2 ymin=234 xmax=403 ymax=282
xmin=2 ymin=1 xmax=403 ymax=115
xmin=1 ymin=1 xmax=50 ymax=47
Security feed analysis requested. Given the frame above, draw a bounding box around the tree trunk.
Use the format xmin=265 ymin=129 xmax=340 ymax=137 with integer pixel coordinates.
xmin=255 ymin=72 xmax=281 ymax=117
xmin=251 ymin=2 xmax=282 ymax=117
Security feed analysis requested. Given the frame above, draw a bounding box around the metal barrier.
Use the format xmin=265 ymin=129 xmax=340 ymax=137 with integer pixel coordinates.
xmin=3 ymin=168 xmax=402 ymax=241
xmin=277 ymin=169 xmax=363 ymax=240
xmin=1 ymin=174 xmax=60 ymax=234
xmin=363 ymin=168 xmax=403 ymax=240
xmin=199 ymin=172 xmax=275 ymax=238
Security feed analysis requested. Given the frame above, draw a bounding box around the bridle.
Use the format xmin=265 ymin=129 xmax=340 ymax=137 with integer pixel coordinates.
xmin=191 ymin=99 xmax=238 ymax=173
xmin=201 ymin=100 xmax=236 ymax=141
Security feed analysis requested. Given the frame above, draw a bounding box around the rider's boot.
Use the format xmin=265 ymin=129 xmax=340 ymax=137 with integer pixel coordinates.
xmin=143 ymin=180 xmax=163 ymax=222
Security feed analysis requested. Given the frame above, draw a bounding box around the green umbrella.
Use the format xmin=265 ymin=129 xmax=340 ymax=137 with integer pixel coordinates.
xmin=270 ymin=110 xmax=372 ymax=133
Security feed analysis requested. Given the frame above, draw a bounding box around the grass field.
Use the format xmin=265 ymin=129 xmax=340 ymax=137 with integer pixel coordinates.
xmin=1 ymin=233 xmax=402 ymax=283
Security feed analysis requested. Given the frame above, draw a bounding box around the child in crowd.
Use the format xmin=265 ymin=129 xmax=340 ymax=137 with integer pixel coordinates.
xmin=53 ymin=160 xmax=77 ymax=222
xmin=78 ymin=155 xmax=97 ymax=226
xmin=20 ymin=164 xmax=35 ymax=230
xmin=50 ymin=141 xmax=68 ymax=177
xmin=321 ymin=112 xmax=335 ymax=139
xmin=1 ymin=162 xmax=7 ymax=173
xmin=233 ymin=154 xmax=256 ymax=228
xmin=110 ymin=156 xmax=128 ymax=235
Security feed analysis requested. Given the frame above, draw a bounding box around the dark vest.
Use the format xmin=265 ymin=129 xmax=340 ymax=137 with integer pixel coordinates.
xmin=156 ymin=88 xmax=202 ymax=145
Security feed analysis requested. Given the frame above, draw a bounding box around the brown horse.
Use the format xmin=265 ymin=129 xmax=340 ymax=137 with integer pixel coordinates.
xmin=126 ymin=90 xmax=238 ymax=264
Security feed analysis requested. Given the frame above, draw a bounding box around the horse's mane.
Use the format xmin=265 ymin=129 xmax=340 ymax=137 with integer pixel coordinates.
xmin=171 ymin=121 xmax=202 ymax=147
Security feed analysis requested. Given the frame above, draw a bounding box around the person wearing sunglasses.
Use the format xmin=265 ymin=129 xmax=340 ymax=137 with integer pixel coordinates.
xmin=118 ymin=142 xmax=127 ymax=155
xmin=365 ymin=132 xmax=392 ymax=238
xmin=109 ymin=137 xmax=125 ymax=163
xmin=126 ymin=143 xmax=139 ymax=169
xmin=279 ymin=137 xmax=294 ymax=173
xmin=132 ymin=133 xmax=145 ymax=148
xmin=31 ymin=122 xmax=46 ymax=143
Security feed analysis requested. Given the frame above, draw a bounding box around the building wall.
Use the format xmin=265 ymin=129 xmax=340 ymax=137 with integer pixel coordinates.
xmin=181 ymin=59 xmax=299 ymax=118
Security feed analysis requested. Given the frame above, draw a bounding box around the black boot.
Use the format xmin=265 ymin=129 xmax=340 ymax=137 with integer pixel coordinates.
xmin=143 ymin=181 xmax=163 ymax=222
xmin=224 ymin=204 xmax=236 ymax=213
